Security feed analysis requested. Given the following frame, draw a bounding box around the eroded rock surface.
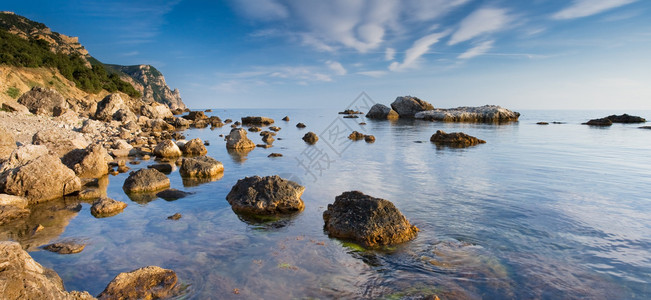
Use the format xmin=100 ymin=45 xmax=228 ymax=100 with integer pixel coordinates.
xmin=226 ymin=175 xmax=305 ymax=215
xmin=415 ymin=105 xmax=520 ymax=123
xmin=122 ymin=169 xmax=170 ymax=193
xmin=97 ymin=266 xmax=178 ymax=300
xmin=430 ymin=130 xmax=486 ymax=148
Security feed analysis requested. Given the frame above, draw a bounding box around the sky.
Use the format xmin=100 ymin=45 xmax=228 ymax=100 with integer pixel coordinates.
xmin=3 ymin=0 xmax=651 ymax=109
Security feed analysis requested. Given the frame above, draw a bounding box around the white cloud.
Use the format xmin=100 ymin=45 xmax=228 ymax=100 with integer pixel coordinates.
xmin=448 ymin=7 xmax=511 ymax=45
xmin=389 ymin=31 xmax=448 ymax=71
xmin=552 ymin=0 xmax=637 ymax=20
xmin=385 ymin=47 xmax=396 ymax=61
xmin=458 ymin=40 xmax=494 ymax=59
xmin=231 ymin=0 xmax=288 ymax=21
xmin=326 ymin=60 xmax=347 ymax=75
xmin=357 ymin=70 xmax=388 ymax=77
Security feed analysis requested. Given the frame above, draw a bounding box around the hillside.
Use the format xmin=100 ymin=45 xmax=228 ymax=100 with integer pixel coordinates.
xmin=0 ymin=11 xmax=185 ymax=109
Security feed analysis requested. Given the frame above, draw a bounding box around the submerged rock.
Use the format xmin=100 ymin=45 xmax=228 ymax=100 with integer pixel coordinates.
xmin=302 ymin=132 xmax=318 ymax=144
xmin=147 ymin=163 xmax=173 ymax=174
xmin=0 ymin=194 xmax=29 ymax=225
xmin=0 ymin=241 xmax=95 ymax=299
xmin=122 ymin=169 xmax=170 ymax=193
xmin=366 ymin=103 xmax=399 ymax=120
xmin=391 ymin=96 xmax=434 ymax=118
xmin=43 ymin=240 xmax=86 ymax=254
xmin=0 ymin=145 xmax=81 ymax=204
xmin=584 ymin=114 xmax=646 ymax=126
xmin=91 ymin=197 xmax=127 ymax=218
xmin=180 ymin=156 xmax=224 ymax=178
xmin=268 ymin=153 xmax=283 ymax=158
xmin=430 ymin=130 xmax=486 ymax=148
xmin=167 ymin=213 xmax=182 ymax=220
xmin=323 ymin=191 xmax=418 ymax=247
xmin=156 ymin=189 xmax=191 ymax=201
xmin=225 ymin=128 xmax=256 ymax=150
xmin=97 ymin=266 xmax=178 ymax=300
xmin=415 ymin=105 xmax=520 ymax=123
xmin=583 ymin=118 xmax=612 ymax=126
xmin=226 ymin=175 xmax=305 ymax=215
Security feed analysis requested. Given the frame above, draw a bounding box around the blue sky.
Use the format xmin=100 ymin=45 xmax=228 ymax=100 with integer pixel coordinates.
xmin=4 ymin=0 xmax=651 ymax=109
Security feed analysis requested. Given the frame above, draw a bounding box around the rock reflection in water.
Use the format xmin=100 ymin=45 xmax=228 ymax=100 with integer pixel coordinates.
xmin=181 ymin=172 xmax=223 ymax=187
xmin=227 ymin=148 xmax=253 ymax=164
xmin=234 ymin=212 xmax=298 ymax=230
xmin=0 ymin=198 xmax=82 ymax=251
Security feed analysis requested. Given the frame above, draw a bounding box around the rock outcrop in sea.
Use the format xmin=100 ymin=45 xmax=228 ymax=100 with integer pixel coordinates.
xmin=415 ymin=105 xmax=520 ymax=123
xmin=430 ymin=130 xmax=486 ymax=148
xmin=226 ymin=175 xmax=305 ymax=215
xmin=391 ymin=96 xmax=435 ymax=118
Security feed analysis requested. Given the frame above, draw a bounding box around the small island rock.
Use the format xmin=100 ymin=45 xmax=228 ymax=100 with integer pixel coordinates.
xmin=226 ymin=175 xmax=305 ymax=215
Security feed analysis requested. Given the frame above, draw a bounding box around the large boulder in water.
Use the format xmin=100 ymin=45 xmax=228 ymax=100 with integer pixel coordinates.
xmin=323 ymin=191 xmax=418 ymax=247
xmin=0 ymin=241 xmax=94 ymax=299
xmin=367 ymin=103 xmax=399 ymax=120
xmin=0 ymin=145 xmax=81 ymax=204
xmin=226 ymin=128 xmax=255 ymax=150
xmin=241 ymin=116 xmax=274 ymax=126
xmin=606 ymin=114 xmax=646 ymax=123
xmin=181 ymin=138 xmax=207 ymax=156
xmin=391 ymin=96 xmax=434 ymax=118
xmin=153 ymin=140 xmax=182 ymax=158
xmin=415 ymin=105 xmax=520 ymax=123
xmin=62 ymin=144 xmax=111 ymax=178
xmin=122 ymin=169 xmax=170 ymax=193
xmin=430 ymin=130 xmax=486 ymax=148
xmin=226 ymin=175 xmax=305 ymax=215
xmin=180 ymin=156 xmax=223 ymax=178
xmin=97 ymin=266 xmax=178 ymax=300
xmin=17 ymin=87 xmax=67 ymax=116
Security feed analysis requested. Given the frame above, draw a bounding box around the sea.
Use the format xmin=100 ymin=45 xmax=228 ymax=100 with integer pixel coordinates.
xmin=5 ymin=108 xmax=650 ymax=299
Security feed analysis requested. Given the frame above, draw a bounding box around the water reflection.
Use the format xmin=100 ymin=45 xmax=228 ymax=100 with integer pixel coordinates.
xmin=227 ymin=148 xmax=253 ymax=163
xmin=181 ymin=172 xmax=224 ymax=187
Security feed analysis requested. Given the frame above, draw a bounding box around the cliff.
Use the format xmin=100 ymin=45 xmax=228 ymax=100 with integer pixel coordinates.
xmin=0 ymin=11 xmax=185 ymax=109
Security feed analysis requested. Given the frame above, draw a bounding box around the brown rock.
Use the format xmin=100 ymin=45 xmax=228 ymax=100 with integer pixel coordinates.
xmin=364 ymin=135 xmax=376 ymax=143
xmin=167 ymin=213 xmax=182 ymax=220
xmin=153 ymin=140 xmax=182 ymax=158
xmin=390 ymin=96 xmax=434 ymax=118
xmin=180 ymin=156 xmax=224 ymax=178
xmin=302 ymin=132 xmax=318 ymax=144
xmin=241 ymin=116 xmax=274 ymax=126
xmin=32 ymin=128 xmax=89 ymax=158
xmin=17 ymin=87 xmax=67 ymax=116
xmin=61 ymin=144 xmax=111 ymax=178
xmin=122 ymin=169 xmax=170 ymax=193
xmin=181 ymin=138 xmax=207 ymax=156
xmin=348 ymin=131 xmax=365 ymax=141
xmin=430 ymin=130 xmax=486 ymax=148
xmin=367 ymin=103 xmax=399 ymax=120
xmin=226 ymin=175 xmax=305 ymax=215
xmin=225 ymin=128 xmax=255 ymax=150
xmin=323 ymin=191 xmax=418 ymax=247
xmin=0 ymin=127 xmax=17 ymax=162
xmin=282 ymin=116 xmax=290 ymax=121
xmin=97 ymin=266 xmax=178 ymax=300
xmin=268 ymin=153 xmax=283 ymax=158
xmin=43 ymin=240 xmax=86 ymax=254
xmin=91 ymin=197 xmax=127 ymax=218
xmin=296 ymin=122 xmax=306 ymax=128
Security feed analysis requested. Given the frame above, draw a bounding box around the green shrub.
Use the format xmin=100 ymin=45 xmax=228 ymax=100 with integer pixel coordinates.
xmin=6 ymin=86 xmax=20 ymax=98
xmin=0 ymin=29 xmax=141 ymax=98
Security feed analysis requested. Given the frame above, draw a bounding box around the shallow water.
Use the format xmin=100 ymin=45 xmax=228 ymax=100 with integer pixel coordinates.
xmin=5 ymin=108 xmax=651 ymax=299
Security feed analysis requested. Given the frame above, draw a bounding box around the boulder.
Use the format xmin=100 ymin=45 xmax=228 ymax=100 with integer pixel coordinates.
xmin=296 ymin=122 xmax=306 ymax=128
xmin=181 ymin=138 xmax=207 ymax=156
xmin=225 ymin=128 xmax=255 ymax=150
xmin=269 ymin=126 xmax=281 ymax=132
xmin=140 ymin=102 xmax=173 ymax=120
xmin=182 ymin=111 xmax=207 ymax=121
xmin=122 ymin=169 xmax=170 ymax=193
xmin=302 ymin=132 xmax=318 ymax=144
xmin=32 ymin=128 xmax=89 ymax=158
xmin=147 ymin=163 xmax=173 ymax=174
xmin=241 ymin=116 xmax=274 ymax=126
xmin=90 ymin=197 xmax=127 ymax=218
xmin=97 ymin=266 xmax=178 ymax=300
xmin=0 ymin=145 xmax=81 ymax=204
xmin=364 ymin=135 xmax=376 ymax=143
xmin=366 ymin=103 xmax=399 ymax=120
xmin=268 ymin=153 xmax=283 ymax=158
xmin=43 ymin=240 xmax=86 ymax=254
xmin=338 ymin=109 xmax=363 ymax=114
xmin=0 ymin=241 xmax=95 ymax=299
xmin=1 ymin=99 xmax=31 ymax=114
xmin=282 ymin=116 xmax=290 ymax=121
xmin=167 ymin=213 xmax=182 ymax=220
xmin=430 ymin=130 xmax=486 ymax=147
xmin=391 ymin=96 xmax=434 ymax=118
xmin=95 ymin=94 xmax=134 ymax=122
xmin=323 ymin=191 xmax=418 ymax=247
xmin=348 ymin=131 xmax=365 ymax=141
xmin=226 ymin=175 xmax=305 ymax=215
xmin=584 ymin=118 xmax=612 ymax=126
xmin=113 ymin=108 xmax=137 ymax=123
xmin=168 ymin=116 xmax=191 ymax=127
xmin=607 ymin=114 xmax=646 ymax=123
xmin=414 ymin=105 xmax=520 ymax=123
xmin=153 ymin=140 xmax=182 ymax=158
xmin=109 ymin=140 xmax=134 ymax=157
xmin=0 ymin=127 xmax=17 ymax=162
xmin=62 ymin=144 xmax=111 ymax=178
xmin=16 ymin=87 xmax=67 ymax=116
xmin=180 ymin=156 xmax=224 ymax=178
xmin=145 ymin=118 xmax=175 ymax=132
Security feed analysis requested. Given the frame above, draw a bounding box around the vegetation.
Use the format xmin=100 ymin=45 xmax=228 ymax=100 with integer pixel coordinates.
xmin=6 ymin=86 xmax=20 ymax=99
xmin=0 ymin=29 xmax=140 ymax=98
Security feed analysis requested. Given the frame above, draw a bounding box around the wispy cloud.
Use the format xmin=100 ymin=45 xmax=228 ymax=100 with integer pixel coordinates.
xmin=385 ymin=48 xmax=396 ymax=61
xmin=448 ymin=7 xmax=511 ymax=45
xmin=552 ymin=0 xmax=637 ymax=20
xmin=326 ymin=60 xmax=347 ymax=75
xmin=389 ymin=31 xmax=449 ymax=71
xmin=357 ymin=70 xmax=388 ymax=78
xmin=121 ymin=51 xmax=140 ymax=57
xmin=231 ymin=0 xmax=288 ymax=21
xmin=458 ymin=40 xmax=494 ymax=59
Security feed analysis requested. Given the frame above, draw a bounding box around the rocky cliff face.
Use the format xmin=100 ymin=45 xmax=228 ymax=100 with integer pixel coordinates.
xmin=0 ymin=11 xmax=186 ymax=109
xmin=0 ymin=11 xmax=89 ymax=66
xmin=106 ymin=64 xmax=186 ymax=110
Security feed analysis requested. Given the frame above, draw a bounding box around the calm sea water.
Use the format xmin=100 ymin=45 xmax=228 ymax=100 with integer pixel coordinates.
xmin=8 ymin=108 xmax=651 ymax=299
